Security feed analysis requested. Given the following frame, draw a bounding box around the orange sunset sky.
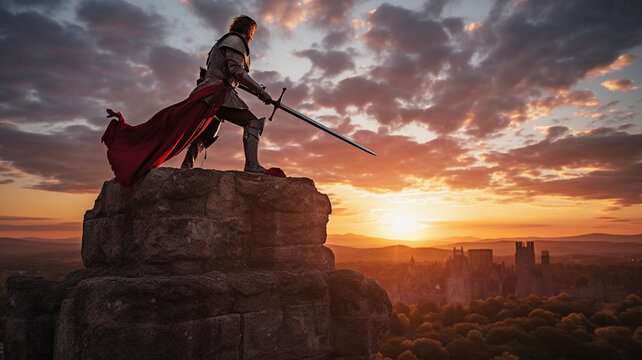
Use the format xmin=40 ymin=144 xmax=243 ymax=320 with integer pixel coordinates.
xmin=0 ymin=0 xmax=641 ymax=243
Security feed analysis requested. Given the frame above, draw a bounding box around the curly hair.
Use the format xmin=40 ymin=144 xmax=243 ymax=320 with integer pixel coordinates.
xmin=229 ymin=15 xmax=257 ymax=41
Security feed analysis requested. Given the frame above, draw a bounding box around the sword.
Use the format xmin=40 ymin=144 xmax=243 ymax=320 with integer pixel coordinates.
xmin=237 ymin=85 xmax=378 ymax=156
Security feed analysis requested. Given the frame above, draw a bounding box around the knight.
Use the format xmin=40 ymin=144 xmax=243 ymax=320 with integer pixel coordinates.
xmin=102 ymin=14 xmax=369 ymax=190
xmin=181 ymin=14 xmax=272 ymax=173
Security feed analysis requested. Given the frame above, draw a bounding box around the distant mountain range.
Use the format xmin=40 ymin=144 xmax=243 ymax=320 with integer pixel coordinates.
xmin=2 ymin=233 xmax=641 ymax=264
xmin=327 ymin=232 xmax=642 ymax=248
xmin=327 ymin=233 xmax=642 ymax=263
xmin=0 ymin=237 xmax=80 ymax=257
xmin=326 ymin=233 xmax=480 ymax=248
xmin=328 ymin=244 xmax=451 ymax=263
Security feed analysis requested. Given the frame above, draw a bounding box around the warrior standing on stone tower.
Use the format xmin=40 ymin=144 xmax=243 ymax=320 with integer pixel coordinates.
xmin=181 ymin=15 xmax=272 ymax=172
xmin=101 ymin=15 xmax=274 ymax=189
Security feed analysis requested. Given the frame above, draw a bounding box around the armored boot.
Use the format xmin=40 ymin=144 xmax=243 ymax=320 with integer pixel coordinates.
xmin=243 ymin=117 xmax=267 ymax=173
xmin=181 ymin=139 xmax=205 ymax=169
xmin=181 ymin=118 xmax=221 ymax=169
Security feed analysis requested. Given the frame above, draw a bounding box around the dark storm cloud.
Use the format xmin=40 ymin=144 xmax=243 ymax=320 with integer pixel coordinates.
xmin=311 ymin=76 xmax=404 ymax=126
xmin=502 ymin=164 xmax=642 ymax=207
xmin=306 ymin=3 xmax=459 ymax=130
xmin=333 ymin=0 xmax=642 ymax=137
xmin=321 ymin=28 xmax=355 ymax=49
xmin=369 ymin=53 xmax=422 ymax=90
xmin=184 ymin=0 xmax=241 ymax=33
xmin=306 ymin=0 xmax=360 ymax=28
xmin=5 ymin=0 xmax=64 ymax=10
xmin=362 ymin=3 xmax=450 ymax=70
xmin=147 ymin=45 xmax=201 ymax=99
xmin=0 ymin=3 xmax=186 ymax=126
xmin=484 ymin=128 xmax=642 ymax=206
xmin=77 ymin=0 xmax=167 ymax=58
xmin=293 ymin=49 xmax=356 ymax=77
xmin=479 ymin=0 xmax=642 ymax=92
xmin=465 ymin=97 xmax=522 ymax=137
xmin=0 ymin=123 xmax=112 ymax=193
xmin=0 ymin=2 xmax=208 ymax=192
xmin=485 ymin=128 xmax=642 ymax=171
xmin=421 ymin=1 xmax=442 ymax=17
xmin=242 ymin=69 xmax=313 ymax=113
xmin=0 ymin=7 xmax=112 ymax=123
xmin=545 ymin=126 xmax=569 ymax=141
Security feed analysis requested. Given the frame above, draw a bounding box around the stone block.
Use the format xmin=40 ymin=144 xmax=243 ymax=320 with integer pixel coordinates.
xmin=249 ymin=245 xmax=335 ymax=270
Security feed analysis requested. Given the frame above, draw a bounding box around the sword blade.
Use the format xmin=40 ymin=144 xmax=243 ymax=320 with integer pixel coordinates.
xmin=277 ymin=103 xmax=378 ymax=156
xmin=236 ymin=84 xmax=377 ymax=156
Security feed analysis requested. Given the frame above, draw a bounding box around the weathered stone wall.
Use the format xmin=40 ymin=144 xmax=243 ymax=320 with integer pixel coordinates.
xmin=82 ymin=168 xmax=334 ymax=273
xmin=5 ymin=168 xmax=391 ymax=360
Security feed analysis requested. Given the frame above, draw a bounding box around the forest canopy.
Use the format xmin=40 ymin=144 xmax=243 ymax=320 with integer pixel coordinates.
xmin=379 ymin=293 xmax=642 ymax=360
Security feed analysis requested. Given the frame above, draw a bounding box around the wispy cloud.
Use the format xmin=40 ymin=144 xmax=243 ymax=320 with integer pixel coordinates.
xmin=601 ymin=79 xmax=640 ymax=92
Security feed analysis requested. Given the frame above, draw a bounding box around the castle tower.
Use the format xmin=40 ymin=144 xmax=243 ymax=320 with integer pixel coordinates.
xmin=467 ymin=249 xmax=502 ymax=300
xmin=515 ymin=241 xmax=535 ymax=275
xmin=541 ymin=250 xmax=553 ymax=296
xmin=468 ymin=249 xmax=493 ymax=273
xmin=446 ymin=246 xmax=471 ymax=305
xmin=515 ymin=241 xmax=536 ymax=297
xmin=408 ymin=256 xmax=416 ymax=275
xmin=452 ymin=246 xmax=466 ymax=271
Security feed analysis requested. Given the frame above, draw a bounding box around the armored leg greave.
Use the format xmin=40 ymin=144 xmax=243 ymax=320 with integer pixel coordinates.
xmin=181 ymin=139 xmax=206 ymax=169
xmin=181 ymin=117 xmax=222 ymax=169
xmin=243 ymin=117 xmax=266 ymax=173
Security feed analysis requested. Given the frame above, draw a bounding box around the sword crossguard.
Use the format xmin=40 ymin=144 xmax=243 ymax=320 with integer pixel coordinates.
xmin=269 ymin=87 xmax=287 ymax=121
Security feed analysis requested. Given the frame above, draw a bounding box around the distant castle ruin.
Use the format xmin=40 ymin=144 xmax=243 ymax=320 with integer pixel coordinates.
xmin=514 ymin=241 xmax=553 ymax=298
xmin=445 ymin=241 xmax=553 ymax=305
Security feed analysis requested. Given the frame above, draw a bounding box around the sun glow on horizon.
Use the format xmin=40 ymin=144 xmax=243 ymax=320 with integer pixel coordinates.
xmin=372 ymin=209 xmax=436 ymax=241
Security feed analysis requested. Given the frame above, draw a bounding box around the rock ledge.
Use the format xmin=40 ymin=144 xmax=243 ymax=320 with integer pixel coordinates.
xmin=6 ymin=168 xmax=391 ymax=360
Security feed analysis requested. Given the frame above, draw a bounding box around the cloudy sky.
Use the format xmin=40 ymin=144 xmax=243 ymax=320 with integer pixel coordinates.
xmin=0 ymin=0 xmax=641 ymax=242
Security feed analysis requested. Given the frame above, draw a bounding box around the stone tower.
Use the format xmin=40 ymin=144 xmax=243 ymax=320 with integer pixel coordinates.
xmin=446 ymin=247 xmax=471 ymax=305
xmin=515 ymin=241 xmax=535 ymax=275
xmin=515 ymin=241 xmax=537 ymax=297
xmin=408 ymin=256 xmax=416 ymax=275
xmin=468 ymin=249 xmax=502 ymax=300
xmin=468 ymin=249 xmax=493 ymax=273
xmin=541 ymin=250 xmax=553 ymax=296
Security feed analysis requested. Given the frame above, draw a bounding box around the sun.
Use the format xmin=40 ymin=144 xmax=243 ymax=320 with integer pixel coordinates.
xmin=378 ymin=210 xmax=430 ymax=241
xmin=389 ymin=214 xmax=414 ymax=234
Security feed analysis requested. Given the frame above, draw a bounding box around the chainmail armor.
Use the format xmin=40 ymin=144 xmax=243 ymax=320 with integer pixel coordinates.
xmin=190 ymin=32 xmax=251 ymax=110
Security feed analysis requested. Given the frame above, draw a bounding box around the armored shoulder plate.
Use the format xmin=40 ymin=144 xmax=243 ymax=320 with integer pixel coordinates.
xmin=200 ymin=32 xmax=251 ymax=95
xmin=218 ymin=32 xmax=249 ymax=56
xmin=217 ymin=32 xmax=251 ymax=72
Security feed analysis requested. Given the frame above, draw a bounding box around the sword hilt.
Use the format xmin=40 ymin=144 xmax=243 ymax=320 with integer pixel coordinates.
xmin=269 ymin=87 xmax=287 ymax=121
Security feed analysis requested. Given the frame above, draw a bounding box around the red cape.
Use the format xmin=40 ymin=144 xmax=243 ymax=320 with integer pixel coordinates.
xmin=101 ymin=83 xmax=224 ymax=189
